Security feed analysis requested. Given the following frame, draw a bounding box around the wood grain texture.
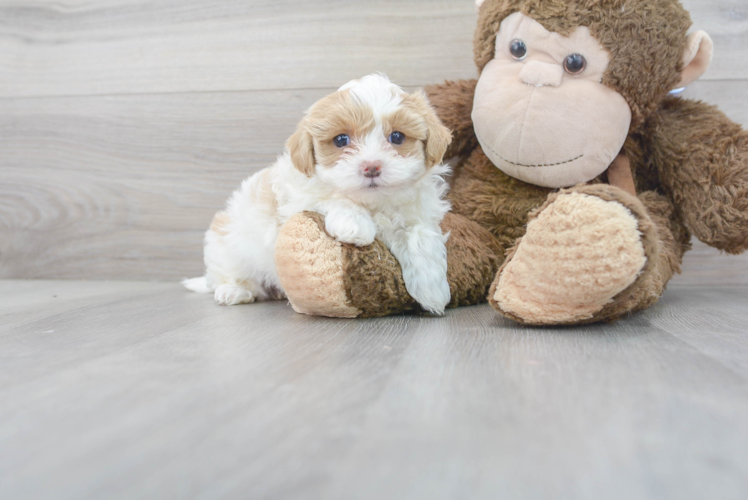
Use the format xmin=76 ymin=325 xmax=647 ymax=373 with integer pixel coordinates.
xmin=0 ymin=0 xmax=743 ymax=99
xmin=0 ymin=89 xmax=330 ymax=279
xmin=1 ymin=281 xmax=747 ymax=499
xmin=0 ymin=0 xmax=479 ymax=98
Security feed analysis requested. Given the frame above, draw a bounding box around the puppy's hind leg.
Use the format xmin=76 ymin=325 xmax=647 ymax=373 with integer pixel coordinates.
xmin=214 ymin=283 xmax=258 ymax=306
xmin=185 ymin=275 xmax=255 ymax=305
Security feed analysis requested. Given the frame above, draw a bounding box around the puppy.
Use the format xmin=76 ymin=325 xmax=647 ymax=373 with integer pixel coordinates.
xmin=183 ymin=74 xmax=453 ymax=314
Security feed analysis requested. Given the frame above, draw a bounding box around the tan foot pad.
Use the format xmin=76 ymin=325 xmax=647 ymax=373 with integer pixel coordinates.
xmin=275 ymin=212 xmax=362 ymax=318
xmin=493 ymin=193 xmax=647 ymax=325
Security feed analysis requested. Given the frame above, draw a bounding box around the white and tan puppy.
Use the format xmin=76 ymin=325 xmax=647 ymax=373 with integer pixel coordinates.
xmin=183 ymin=74 xmax=454 ymax=315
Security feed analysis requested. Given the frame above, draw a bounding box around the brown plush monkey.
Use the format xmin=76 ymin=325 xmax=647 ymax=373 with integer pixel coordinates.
xmin=274 ymin=0 xmax=748 ymax=325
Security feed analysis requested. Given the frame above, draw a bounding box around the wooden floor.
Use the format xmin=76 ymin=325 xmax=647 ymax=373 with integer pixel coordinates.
xmin=1 ymin=280 xmax=747 ymax=499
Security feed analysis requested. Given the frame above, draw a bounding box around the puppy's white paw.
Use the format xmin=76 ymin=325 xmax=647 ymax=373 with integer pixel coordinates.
xmin=325 ymin=210 xmax=377 ymax=247
xmin=392 ymin=232 xmax=451 ymax=316
xmin=214 ymin=284 xmax=255 ymax=306
xmin=408 ymin=274 xmax=451 ymax=316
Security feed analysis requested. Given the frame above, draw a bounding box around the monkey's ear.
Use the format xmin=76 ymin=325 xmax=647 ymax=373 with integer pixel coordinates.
xmin=413 ymin=90 xmax=453 ymax=168
xmin=287 ymin=121 xmax=316 ymax=177
xmin=678 ymin=31 xmax=713 ymax=88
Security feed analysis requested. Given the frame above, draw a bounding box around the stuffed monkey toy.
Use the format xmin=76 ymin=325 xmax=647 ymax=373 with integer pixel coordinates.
xmin=274 ymin=0 xmax=748 ymax=325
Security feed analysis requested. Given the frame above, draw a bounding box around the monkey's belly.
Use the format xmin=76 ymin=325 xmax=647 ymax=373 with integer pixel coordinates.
xmin=449 ymin=147 xmax=552 ymax=250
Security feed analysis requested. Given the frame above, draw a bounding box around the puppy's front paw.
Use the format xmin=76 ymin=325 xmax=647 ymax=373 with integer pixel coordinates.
xmin=325 ymin=210 xmax=377 ymax=247
xmin=215 ymin=284 xmax=255 ymax=306
xmin=401 ymin=256 xmax=450 ymax=315
xmin=408 ymin=273 xmax=451 ymax=316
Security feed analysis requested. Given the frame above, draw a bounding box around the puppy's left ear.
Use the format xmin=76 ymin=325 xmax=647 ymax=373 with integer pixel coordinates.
xmin=287 ymin=120 xmax=316 ymax=177
xmin=413 ymin=90 xmax=453 ymax=168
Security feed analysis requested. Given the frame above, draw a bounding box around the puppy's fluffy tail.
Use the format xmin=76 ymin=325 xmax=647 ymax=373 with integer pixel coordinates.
xmin=182 ymin=277 xmax=212 ymax=294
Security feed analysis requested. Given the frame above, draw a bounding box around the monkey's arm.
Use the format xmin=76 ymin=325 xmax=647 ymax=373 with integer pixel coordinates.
xmin=647 ymin=97 xmax=748 ymax=254
xmin=424 ymin=80 xmax=479 ymax=160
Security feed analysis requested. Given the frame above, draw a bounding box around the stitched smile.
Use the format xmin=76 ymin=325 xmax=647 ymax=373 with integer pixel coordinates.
xmin=475 ymin=130 xmax=584 ymax=168
xmin=498 ymin=154 xmax=584 ymax=168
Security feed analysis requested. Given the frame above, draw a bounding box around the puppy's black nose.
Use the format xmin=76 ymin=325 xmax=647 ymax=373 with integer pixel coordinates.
xmin=362 ymin=161 xmax=382 ymax=178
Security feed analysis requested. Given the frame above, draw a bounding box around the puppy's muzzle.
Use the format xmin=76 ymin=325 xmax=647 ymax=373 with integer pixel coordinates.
xmin=362 ymin=161 xmax=382 ymax=178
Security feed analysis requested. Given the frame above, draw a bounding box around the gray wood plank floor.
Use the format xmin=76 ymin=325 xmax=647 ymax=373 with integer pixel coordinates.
xmin=2 ymin=280 xmax=747 ymax=500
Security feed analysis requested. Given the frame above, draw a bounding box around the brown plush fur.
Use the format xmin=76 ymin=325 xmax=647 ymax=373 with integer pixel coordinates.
xmin=440 ymin=213 xmax=506 ymax=308
xmin=646 ymin=98 xmax=748 ymax=254
xmin=275 ymin=0 xmax=748 ymax=324
xmin=449 ymin=147 xmax=550 ymax=252
xmin=343 ymin=226 xmax=419 ymax=318
xmin=346 ymin=212 xmax=505 ymax=317
xmin=425 ymin=80 xmax=479 ymax=160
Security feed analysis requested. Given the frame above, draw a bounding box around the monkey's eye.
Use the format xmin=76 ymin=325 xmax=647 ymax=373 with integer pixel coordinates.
xmin=389 ymin=131 xmax=406 ymax=145
xmin=510 ymin=39 xmax=527 ymax=60
xmin=333 ymin=134 xmax=350 ymax=148
xmin=564 ymin=54 xmax=587 ymax=75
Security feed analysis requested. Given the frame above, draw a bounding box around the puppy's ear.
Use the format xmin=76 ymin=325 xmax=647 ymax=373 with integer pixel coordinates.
xmin=287 ymin=120 xmax=316 ymax=177
xmin=412 ymin=90 xmax=453 ymax=168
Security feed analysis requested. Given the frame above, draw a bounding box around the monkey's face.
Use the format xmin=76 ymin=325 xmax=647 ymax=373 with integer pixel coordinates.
xmin=472 ymin=12 xmax=632 ymax=188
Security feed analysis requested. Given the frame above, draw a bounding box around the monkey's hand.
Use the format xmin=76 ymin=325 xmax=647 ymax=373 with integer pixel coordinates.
xmin=651 ymin=97 xmax=748 ymax=254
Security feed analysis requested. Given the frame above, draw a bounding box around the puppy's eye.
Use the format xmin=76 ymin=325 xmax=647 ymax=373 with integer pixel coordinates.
xmin=510 ymin=39 xmax=527 ymax=60
xmin=564 ymin=54 xmax=587 ymax=75
xmin=333 ymin=134 xmax=350 ymax=148
xmin=389 ymin=131 xmax=406 ymax=145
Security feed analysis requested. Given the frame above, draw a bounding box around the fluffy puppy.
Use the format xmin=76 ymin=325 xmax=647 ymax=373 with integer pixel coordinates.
xmin=183 ymin=74 xmax=453 ymax=314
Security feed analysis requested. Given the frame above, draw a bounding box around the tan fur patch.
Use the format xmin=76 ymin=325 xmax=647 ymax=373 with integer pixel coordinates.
xmin=210 ymin=211 xmax=231 ymax=236
xmin=249 ymin=169 xmax=277 ymax=216
xmin=382 ymin=105 xmax=428 ymax=162
xmin=313 ymin=140 xmax=347 ymax=170
xmin=287 ymin=121 xmax=316 ymax=177
xmin=305 ymin=90 xmax=376 ymax=168
xmin=398 ymin=90 xmax=452 ymax=167
xmin=383 ymin=107 xmax=429 ymax=141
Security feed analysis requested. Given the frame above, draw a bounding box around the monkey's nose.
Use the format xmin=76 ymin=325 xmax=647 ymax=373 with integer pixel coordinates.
xmin=362 ymin=161 xmax=382 ymax=178
xmin=519 ymin=60 xmax=564 ymax=88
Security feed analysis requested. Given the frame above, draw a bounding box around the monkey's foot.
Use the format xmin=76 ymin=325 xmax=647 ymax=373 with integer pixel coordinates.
xmin=489 ymin=185 xmax=659 ymax=325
